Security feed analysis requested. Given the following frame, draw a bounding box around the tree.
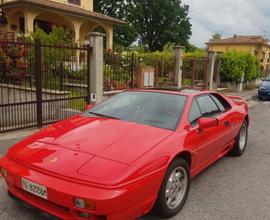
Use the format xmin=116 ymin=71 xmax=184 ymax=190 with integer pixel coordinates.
xmin=126 ymin=0 xmax=192 ymax=51
xmin=212 ymin=33 xmax=222 ymax=40
xmin=94 ymin=0 xmax=138 ymax=47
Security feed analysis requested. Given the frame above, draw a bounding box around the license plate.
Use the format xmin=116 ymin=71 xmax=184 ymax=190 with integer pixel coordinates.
xmin=22 ymin=178 xmax=48 ymax=200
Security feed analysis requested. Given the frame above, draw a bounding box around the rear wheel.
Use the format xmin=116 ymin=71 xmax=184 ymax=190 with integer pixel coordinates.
xmin=230 ymin=120 xmax=248 ymax=156
xmin=154 ymin=158 xmax=190 ymax=218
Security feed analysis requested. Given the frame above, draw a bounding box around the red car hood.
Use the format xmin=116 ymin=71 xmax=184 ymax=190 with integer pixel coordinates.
xmin=7 ymin=115 xmax=172 ymax=185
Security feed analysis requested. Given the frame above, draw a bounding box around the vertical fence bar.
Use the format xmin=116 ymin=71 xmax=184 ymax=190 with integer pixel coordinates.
xmin=86 ymin=44 xmax=92 ymax=104
xmin=35 ymin=39 xmax=43 ymax=128
xmin=154 ymin=55 xmax=158 ymax=87
xmin=192 ymin=57 xmax=196 ymax=87
xmin=131 ymin=52 xmax=135 ymax=88
xmin=59 ymin=62 xmax=64 ymax=91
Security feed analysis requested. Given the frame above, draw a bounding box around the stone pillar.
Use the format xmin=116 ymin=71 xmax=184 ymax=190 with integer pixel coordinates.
xmin=72 ymin=21 xmax=82 ymax=62
xmin=106 ymin=27 xmax=113 ymax=51
xmin=24 ymin=11 xmax=35 ymax=33
xmin=206 ymin=51 xmax=215 ymax=90
xmin=73 ymin=21 xmax=82 ymax=42
xmin=174 ymin=46 xmax=184 ymax=88
xmin=216 ymin=52 xmax=223 ymax=87
xmin=88 ymin=32 xmax=104 ymax=104
xmin=237 ymin=73 xmax=245 ymax=92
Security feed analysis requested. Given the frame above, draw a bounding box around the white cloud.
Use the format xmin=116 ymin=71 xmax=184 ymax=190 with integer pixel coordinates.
xmin=182 ymin=0 xmax=270 ymax=47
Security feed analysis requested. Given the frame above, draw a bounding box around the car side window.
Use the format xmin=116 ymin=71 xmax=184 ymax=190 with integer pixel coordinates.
xmin=196 ymin=95 xmax=220 ymax=117
xmin=189 ymin=100 xmax=201 ymax=125
xmin=210 ymin=94 xmax=231 ymax=112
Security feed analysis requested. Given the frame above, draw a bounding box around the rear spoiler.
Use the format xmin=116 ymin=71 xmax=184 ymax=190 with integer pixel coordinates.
xmin=226 ymin=95 xmax=247 ymax=104
xmin=226 ymin=95 xmax=248 ymax=112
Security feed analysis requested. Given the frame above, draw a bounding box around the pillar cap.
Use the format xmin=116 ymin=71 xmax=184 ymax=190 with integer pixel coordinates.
xmin=89 ymin=32 xmax=106 ymax=37
xmin=207 ymin=51 xmax=216 ymax=58
xmin=207 ymin=50 xmax=216 ymax=54
xmin=173 ymin=45 xmax=185 ymax=50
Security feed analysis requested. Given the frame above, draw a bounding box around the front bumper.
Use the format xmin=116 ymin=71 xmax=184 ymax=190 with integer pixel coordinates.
xmin=1 ymin=157 xmax=164 ymax=220
xmin=258 ymin=90 xmax=270 ymax=99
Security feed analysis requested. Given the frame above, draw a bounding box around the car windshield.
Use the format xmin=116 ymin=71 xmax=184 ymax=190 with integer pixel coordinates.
xmin=84 ymin=91 xmax=187 ymax=130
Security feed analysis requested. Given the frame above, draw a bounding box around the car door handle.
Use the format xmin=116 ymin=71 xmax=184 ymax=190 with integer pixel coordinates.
xmin=224 ymin=121 xmax=230 ymax=127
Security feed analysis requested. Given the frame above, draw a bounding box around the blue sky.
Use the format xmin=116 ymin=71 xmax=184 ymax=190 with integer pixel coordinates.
xmin=182 ymin=0 xmax=270 ymax=48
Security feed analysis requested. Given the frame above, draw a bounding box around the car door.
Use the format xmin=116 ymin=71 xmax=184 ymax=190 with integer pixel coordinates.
xmin=209 ymin=93 xmax=235 ymax=145
xmin=184 ymin=95 xmax=224 ymax=167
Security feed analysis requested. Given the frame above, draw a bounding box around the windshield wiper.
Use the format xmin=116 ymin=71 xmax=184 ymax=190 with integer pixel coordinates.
xmin=88 ymin=112 xmax=120 ymax=120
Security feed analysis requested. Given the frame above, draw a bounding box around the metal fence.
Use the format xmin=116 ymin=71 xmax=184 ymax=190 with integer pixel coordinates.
xmin=103 ymin=51 xmax=176 ymax=91
xmin=0 ymin=39 xmax=92 ymax=133
xmin=182 ymin=56 xmax=209 ymax=88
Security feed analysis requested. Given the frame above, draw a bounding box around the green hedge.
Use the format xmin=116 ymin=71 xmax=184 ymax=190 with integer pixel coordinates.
xmin=220 ymin=51 xmax=260 ymax=82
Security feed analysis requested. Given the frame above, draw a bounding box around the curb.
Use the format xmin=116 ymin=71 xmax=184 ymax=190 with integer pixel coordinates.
xmin=244 ymin=94 xmax=258 ymax=101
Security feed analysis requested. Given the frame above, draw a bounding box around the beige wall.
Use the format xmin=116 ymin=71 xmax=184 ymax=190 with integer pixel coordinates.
xmin=208 ymin=44 xmax=257 ymax=54
xmin=3 ymin=0 xmax=93 ymax=11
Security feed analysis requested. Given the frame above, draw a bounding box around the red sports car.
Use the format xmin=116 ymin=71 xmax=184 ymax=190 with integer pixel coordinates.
xmin=0 ymin=89 xmax=249 ymax=220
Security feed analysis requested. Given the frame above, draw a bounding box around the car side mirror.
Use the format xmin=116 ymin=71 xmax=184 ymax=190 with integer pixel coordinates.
xmin=85 ymin=104 xmax=93 ymax=111
xmin=261 ymin=78 xmax=265 ymax=81
xmin=198 ymin=118 xmax=218 ymax=130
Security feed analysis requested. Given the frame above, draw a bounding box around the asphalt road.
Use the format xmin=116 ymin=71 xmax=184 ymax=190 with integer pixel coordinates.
xmin=1 ymin=99 xmax=270 ymax=220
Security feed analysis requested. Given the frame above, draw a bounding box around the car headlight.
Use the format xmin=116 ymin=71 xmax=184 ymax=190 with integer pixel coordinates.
xmin=259 ymin=86 xmax=266 ymax=91
xmin=74 ymin=198 xmax=96 ymax=210
xmin=0 ymin=168 xmax=7 ymax=177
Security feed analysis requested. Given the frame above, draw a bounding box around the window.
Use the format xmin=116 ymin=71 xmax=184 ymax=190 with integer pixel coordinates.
xmin=189 ymin=100 xmax=201 ymax=125
xmin=34 ymin=19 xmax=53 ymax=34
xmin=68 ymin=0 xmax=81 ymax=6
xmin=19 ymin=17 xmax=25 ymax=34
xmin=210 ymin=94 xmax=231 ymax=112
xmin=196 ymin=95 xmax=219 ymax=117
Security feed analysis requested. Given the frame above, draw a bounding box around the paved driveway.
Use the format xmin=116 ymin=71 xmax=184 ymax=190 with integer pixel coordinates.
xmin=1 ymin=99 xmax=270 ymax=220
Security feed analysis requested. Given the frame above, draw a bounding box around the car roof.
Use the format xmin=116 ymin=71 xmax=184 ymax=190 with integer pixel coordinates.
xmin=128 ymin=88 xmax=212 ymax=97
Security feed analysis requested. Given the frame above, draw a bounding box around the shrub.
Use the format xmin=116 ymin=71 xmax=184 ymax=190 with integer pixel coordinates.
xmin=220 ymin=51 xmax=259 ymax=82
xmin=244 ymin=54 xmax=260 ymax=80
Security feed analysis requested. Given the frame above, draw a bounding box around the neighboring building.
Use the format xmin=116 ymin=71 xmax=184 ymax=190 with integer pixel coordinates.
xmin=206 ymin=35 xmax=270 ymax=72
xmin=0 ymin=0 xmax=126 ymax=49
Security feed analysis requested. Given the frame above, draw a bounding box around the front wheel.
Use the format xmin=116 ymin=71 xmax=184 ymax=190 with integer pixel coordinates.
xmin=230 ymin=120 xmax=248 ymax=156
xmin=154 ymin=158 xmax=190 ymax=218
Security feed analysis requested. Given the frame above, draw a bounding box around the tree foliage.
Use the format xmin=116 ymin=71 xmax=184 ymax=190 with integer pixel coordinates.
xmin=94 ymin=0 xmax=138 ymax=47
xmin=212 ymin=33 xmax=222 ymax=40
xmin=95 ymin=0 xmax=192 ymax=51
xmin=127 ymin=0 xmax=192 ymax=51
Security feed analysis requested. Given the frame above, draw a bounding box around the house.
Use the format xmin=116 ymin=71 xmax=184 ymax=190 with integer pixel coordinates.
xmin=0 ymin=0 xmax=126 ymax=50
xmin=206 ymin=35 xmax=270 ymax=72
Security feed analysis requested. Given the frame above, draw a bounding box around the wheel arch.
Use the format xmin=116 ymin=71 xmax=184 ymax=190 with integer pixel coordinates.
xmin=244 ymin=114 xmax=249 ymax=126
xmin=174 ymin=151 xmax=192 ymax=168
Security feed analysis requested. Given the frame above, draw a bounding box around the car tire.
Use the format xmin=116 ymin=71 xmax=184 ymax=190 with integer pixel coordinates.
xmin=258 ymin=96 xmax=263 ymax=101
xmin=154 ymin=158 xmax=190 ymax=218
xmin=230 ymin=119 xmax=248 ymax=156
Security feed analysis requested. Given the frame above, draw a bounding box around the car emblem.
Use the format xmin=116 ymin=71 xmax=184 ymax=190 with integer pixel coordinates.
xmin=49 ymin=157 xmax=58 ymax=163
